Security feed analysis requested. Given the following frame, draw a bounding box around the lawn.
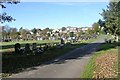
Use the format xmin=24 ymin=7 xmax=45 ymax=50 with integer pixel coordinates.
xmin=80 ymin=35 xmax=102 ymax=43
xmin=81 ymin=42 xmax=119 ymax=78
xmin=0 ymin=40 xmax=60 ymax=52
xmin=0 ymin=34 xmax=103 ymax=52
xmin=0 ymin=40 xmax=60 ymax=46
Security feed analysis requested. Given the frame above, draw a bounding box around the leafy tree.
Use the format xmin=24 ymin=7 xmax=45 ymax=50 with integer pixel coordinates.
xmin=69 ymin=32 xmax=74 ymax=37
xmin=31 ymin=28 xmax=37 ymax=34
xmin=1 ymin=25 xmax=11 ymax=40
xmin=92 ymin=22 xmax=100 ymax=34
xmin=0 ymin=0 xmax=20 ymax=23
xmin=86 ymin=28 xmax=94 ymax=35
xmin=0 ymin=26 xmax=7 ymax=40
xmin=47 ymin=33 xmax=51 ymax=37
xmin=9 ymin=28 xmax=18 ymax=40
xmin=41 ymin=28 xmax=50 ymax=37
xmin=19 ymin=27 xmax=23 ymax=32
xmin=21 ymin=29 xmax=27 ymax=40
xmin=100 ymin=1 xmax=120 ymax=36
xmin=61 ymin=27 xmax=66 ymax=31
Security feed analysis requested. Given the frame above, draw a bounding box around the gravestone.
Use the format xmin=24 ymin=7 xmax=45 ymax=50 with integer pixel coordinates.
xmin=60 ymin=38 xmax=65 ymax=47
xmin=45 ymin=43 xmax=49 ymax=50
xmin=15 ymin=43 xmax=21 ymax=54
xmin=61 ymin=38 xmax=64 ymax=44
xmin=32 ymin=43 xmax=37 ymax=50
xmin=24 ymin=43 xmax=31 ymax=54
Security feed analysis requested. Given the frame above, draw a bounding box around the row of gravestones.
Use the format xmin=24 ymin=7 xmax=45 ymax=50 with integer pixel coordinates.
xmin=14 ymin=43 xmax=49 ymax=55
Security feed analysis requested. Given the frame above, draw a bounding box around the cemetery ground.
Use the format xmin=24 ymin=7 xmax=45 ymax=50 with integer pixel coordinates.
xmin=3 ymin=35 xmax=106 ymax=78
xmin=2 ymin=35 xmax=101 ymax=77
xmin=81 ymin=41 xmax=119 ymax=78
xmin=0 ymin=40 xmax=60 ymax=52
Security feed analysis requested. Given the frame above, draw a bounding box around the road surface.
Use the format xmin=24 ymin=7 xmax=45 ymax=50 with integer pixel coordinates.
xmin=9 ymin=35 xmax=106 ymax=78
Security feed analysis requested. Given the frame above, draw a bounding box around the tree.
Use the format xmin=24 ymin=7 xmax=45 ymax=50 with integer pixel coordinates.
xmin=86 ymin=28 xmax=94 ymax=35
xmin=61 ymin=27 xmax=66 ymax=31
xmin=100 ymin=1 xmax=120 ymax=36
xmin=47 ymin=33 xmax=51 ymax=38
xmin=41 ymin=28 xmax=50 ymax=39
xmin=69 ymin=32 xmax=74 ymax=37
xmin=0 ymin=25 xmax=19 ymax=41
xmin=19 ymin=27 xmax=23 ymax=32
xmin=0 ymin=0 xmax=20 ymax=23
xmin=92 ymin=22 xmax=100 ymax=34
xmin=9 ymin=28 xmax=18 ymax=40
xmin=0 ymin=26 xmax=7 ymax=40
xmin=1 ymin=25 xmax=11 ymax=40
xmin=31 ymin=28 xmax=37 ymax=34
xmin=21 ymin=29 xmax=27 ymax=40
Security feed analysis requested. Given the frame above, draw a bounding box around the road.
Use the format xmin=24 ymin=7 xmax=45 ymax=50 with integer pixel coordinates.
xmin=9 ymin=35 xmax=106 ymax=78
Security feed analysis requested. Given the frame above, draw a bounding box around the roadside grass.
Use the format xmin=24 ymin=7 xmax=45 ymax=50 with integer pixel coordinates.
xmin=80 ymin=42 xmax=119 ymax=78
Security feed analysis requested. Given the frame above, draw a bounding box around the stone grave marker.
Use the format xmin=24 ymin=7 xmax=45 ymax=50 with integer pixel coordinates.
xmin=32 ymin=43 xmax=37 ymax=50
xmin=15 ymin=43 xmax=21 ymax=54
xmin=24 ymin=43 xmax=31 ymax=54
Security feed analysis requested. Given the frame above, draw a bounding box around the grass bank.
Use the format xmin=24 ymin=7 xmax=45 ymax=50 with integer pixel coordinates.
xmin=81 ymin=42 xmax=119 ymax=78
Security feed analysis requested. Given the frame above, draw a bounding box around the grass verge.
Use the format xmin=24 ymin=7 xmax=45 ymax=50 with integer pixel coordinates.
xmin=80 ymin=42 xmax=119 ymax=78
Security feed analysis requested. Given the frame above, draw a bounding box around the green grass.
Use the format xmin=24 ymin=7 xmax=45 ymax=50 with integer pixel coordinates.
xmin=81 ymin=34 xmax=104 ymax=43
xmin=0 ymin=40 xmax=60 ymax=46
xmin=80 ymin=42 xmax=119 ymax=78
xmin=0 ymin=40 xmax=60 ymax=52
xmin=0 ymin=34 xmax=103 ymax=52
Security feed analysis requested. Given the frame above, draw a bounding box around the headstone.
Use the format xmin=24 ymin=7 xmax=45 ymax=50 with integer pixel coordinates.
xmin=24 ymin=43 xmax=31 ymax=54
xmin=60 ymin=38 xmax=65 ymax=47
xmin=45 ymin=43 xmax=49 ymax=49
xmin=32 ymin=43 xmax=37 ymax=50
xmin=43 ymin=43 xmax=48 ymax=51
xmin=61 ymin=38 xmax=64 ymax=44
xmin=15 ymin=43 xmax=21 ymax=54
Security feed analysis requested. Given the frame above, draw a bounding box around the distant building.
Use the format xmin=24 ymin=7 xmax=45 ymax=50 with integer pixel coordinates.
xmin=81 ymin=27 xmax=89 ymax=31
xmin=66 ymin=26 xmax=78 ymax=33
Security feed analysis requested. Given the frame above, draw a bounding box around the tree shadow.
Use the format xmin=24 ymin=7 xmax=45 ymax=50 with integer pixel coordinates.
xmin=2 ymin=41 xmax=119 ymax=75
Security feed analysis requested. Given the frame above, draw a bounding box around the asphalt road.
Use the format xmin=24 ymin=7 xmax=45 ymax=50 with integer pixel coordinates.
xmin=9 ymin=35 xmax=106 ymax=78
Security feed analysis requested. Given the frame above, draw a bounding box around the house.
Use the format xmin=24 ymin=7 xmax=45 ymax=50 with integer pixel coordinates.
xmin=66 ymin=26 xmax=78 ymax=33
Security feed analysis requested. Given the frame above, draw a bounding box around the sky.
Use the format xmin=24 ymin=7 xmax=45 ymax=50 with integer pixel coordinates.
xmin=1 ymin=2 xmax=109 ymax=30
